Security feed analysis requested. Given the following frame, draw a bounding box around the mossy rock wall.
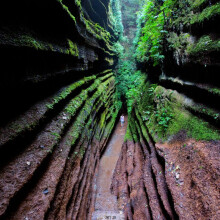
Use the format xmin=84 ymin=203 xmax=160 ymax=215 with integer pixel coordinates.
xmin=0 ymin=1 xmax=119 ymax=219
xmin=135 ymin=0 xmax=220 ymax=144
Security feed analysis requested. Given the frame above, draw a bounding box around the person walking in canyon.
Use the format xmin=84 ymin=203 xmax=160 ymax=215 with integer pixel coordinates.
xmin=120 ymin=114 xmax=125 ymax=127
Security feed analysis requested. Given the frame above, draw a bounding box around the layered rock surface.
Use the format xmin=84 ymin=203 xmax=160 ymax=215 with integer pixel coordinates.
xmin=0 ymin=0 xmax=119 ymax=219
xmin=112 ymin=110 xmax=220 ymax=220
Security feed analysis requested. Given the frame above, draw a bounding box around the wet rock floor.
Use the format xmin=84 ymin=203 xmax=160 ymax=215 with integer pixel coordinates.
xmin=92 ymin=117 xmax=127 ymax=220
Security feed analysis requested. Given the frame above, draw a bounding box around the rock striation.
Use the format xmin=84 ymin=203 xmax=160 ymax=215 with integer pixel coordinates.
xmin=0 ymin=0 xmax=119 ymax=219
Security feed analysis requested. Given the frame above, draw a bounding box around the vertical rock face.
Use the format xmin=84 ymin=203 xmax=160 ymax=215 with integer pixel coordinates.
xmin=139 ymin=1 xmax=220 ymax=128
xmin=0 ymin=0 xmax=119 ymax=219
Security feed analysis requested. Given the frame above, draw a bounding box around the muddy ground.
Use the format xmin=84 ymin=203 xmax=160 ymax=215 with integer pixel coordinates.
xmin=111 ymin=137 xmax=220 ymax=220
xmin=92 ymin=116 xmax=128 ymax=220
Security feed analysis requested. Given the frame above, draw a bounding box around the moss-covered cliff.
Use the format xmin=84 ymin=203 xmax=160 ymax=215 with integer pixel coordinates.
xmin=0 ymin=0 xmax=120 ymax=219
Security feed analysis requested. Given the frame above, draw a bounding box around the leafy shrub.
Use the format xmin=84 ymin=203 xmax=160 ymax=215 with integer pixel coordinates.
xmin=135 ymin=0 xmax=176 ymax=66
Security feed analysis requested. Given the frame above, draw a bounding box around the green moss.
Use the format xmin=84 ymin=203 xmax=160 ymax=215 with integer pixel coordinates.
xmin=2 ymin=77 xmax=97 ymax=145
xmin=100 ymin=72 xmax=113 ymax=81
xmin=134 ymin=120 xmax=143 ymax=142
xmin=129 ymin=124 xmax=138 ymax=143
xmin=167 ymin=109 xmax=220 ymax=141
xmin=94 ymin=100 xmax=114 ymax=141
xmin=105 ymin=57 xmax=114 ymax=65
xmin=140 ymin=85 xmax=173 ymax=137
xmin=46 ymin=75 xmax=96 ymax=109
xmin=137 ymin=83 xmax=220 ymax=142
xmin=79 ymin=147 xmax=86 ymax=158
xmin=67 ymin=39 xmax=79 ymax=57
xmin=167 ymin=32 xmax=191 ymax=50
xmin=74 ymin=0 xmax=111 ymax=45
xmin=65 ymin=92 xmax=86 ymax=115
xmin=142 ymin=104 xmax=220 ymax=142
xmin=10 ymin=122 xmax=24 ymax=133
xmin=58 ymin=0 xmax=76 ymax=23
xmin=137 ymin=84 xmax=171 ymax=141
xmin=189 ymin=104 xmax=219 ymax=121
xmin=15 ymin=34 xmax=51 ymax=51
xmin=1 ymin=29 xmax=81 ymax=57
xmin=187 ymin=35 xmax=220 ymax=56
xmin=21 ymin=35 xmax=46 ymax=50
xmin=208 ymin=87 xmax=220 ymax=95
xmin=100 ymin=111 xmax=107 ymax=129
xmin=68 ymin=76 xmax=116 ymax=146
xmin=47 ymin=74 xmax=112 ymax=122
xmin=103 ymin=114 xmax=117 ymax=139
xmin=124 ymin=114 xmax=138 ymax=142
xmin=125 ymin=124 xmax=133 ymax=141
xmin=104 ymin=110 xmax=119 ymax=138
xmin=135 ymin=109 xmax=150 ymax=142
xmin=51 ymin=132 xmax=61 ymax=140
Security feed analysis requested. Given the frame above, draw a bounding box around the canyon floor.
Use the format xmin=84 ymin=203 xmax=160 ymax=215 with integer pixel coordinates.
xmin=92 ymin=117 xmax=128 ymax=220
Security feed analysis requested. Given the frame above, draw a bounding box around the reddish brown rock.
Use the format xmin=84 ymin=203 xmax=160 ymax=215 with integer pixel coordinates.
xmin=156 ymin=140 xmax=220 ymax=220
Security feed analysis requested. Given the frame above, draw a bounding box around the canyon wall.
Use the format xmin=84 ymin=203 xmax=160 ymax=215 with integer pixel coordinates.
xmin=0 ymin=0 xmax=120 ymax=219
xmin=112 ymin=1 xmax=220 ymax=219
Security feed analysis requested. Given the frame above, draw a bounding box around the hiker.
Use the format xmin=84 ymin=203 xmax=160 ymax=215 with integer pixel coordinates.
xmin=120 ymin=114 xmax=125 ymax=127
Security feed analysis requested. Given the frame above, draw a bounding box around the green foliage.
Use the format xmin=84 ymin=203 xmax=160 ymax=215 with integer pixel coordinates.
xmin=67 ymin=39 xmax=79 ymax=57
xmin=126 ymin=71 xmax=146 ymax=113
xmin=156 ymin=106 xmax=173 ymax=131
xmin=171 ymin=1 xmax=220 ymax=26
xmin=115 ymin=60 xmax=135 ymax=99
xmin=167 ymin=32 xmax=191 ymax=50
xmin=190 ymin=2 xmax=220 ymax=24
xmin=111 ymin=0 xmax=145 ymax=113
xmin=190 ymin=0 xmax=207 ymax=9
xmin=114 ymin=55 xmax=146 ymax=112
xmin=139 ymin=85 xmax=173 ymax=135
xmin=134 ymin=0 xmax=220 ymax=65
xmin=187 ymin=35 xmax=220 ymax=56
xmin=135 ymin=0 xmax=176 ymax=65
xmin=110 ymin=0 xmax=124 ymax=39
xmin=138 ymin=83 xmax=220 ymax=141
xmin=51 ymin=132 xmax=61 ymax=140
xmin=209 ymin=87 xmax=220 ymax=96
xmin=113 ymin=0 xmax=220 ymax=143
xmin=112 ymin=41 xmax=124 ymax=56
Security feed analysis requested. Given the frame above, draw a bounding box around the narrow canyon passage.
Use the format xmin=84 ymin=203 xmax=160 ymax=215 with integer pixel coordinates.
xmin=0 ymin=0 xmax=220 ymax=219
xmin=92 ymin=116 xmax=128 ymax=220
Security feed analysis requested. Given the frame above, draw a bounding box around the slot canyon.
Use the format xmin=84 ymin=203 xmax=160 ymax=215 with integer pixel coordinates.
xmin=0 ymin=0 xmax=219 ymax=219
